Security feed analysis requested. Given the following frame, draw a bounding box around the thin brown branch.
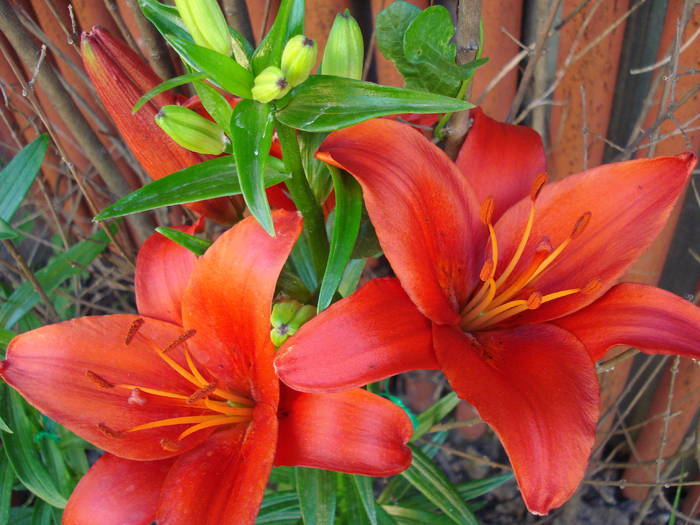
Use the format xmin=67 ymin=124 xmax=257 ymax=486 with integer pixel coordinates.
xmin=124 ymin=0 xmax=178 ymax=81
xmin=221 ymin=0 xmax=255 ymax=44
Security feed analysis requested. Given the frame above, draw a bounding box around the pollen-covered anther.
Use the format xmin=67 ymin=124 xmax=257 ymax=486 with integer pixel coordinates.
xmin=163 ymin=329 xmax=197 ymax=353
xmin=125 ymin=318 xmax=145 ymax=345
xmin=581 ymin=278 xmax=603 ymax=295
xmin=86 ymin=370 xmax=114 ymax=389
xmin=526 ymin=291 xmax=542 ymax=310
xmin=479 ymin=260 xmax=495 ymax=281
xmin=97 ymin=423 xmax=124 ymax=439
xmin=480 ymin=197 xmax=495 ymax=225
xmin=160 ymin=438 xmax=182 ymax=452
xmin=571 ymin=212 xmax=592 ymax=239
xmin=127 ymin=388 xmax=147 ymax=406
xmin=187 ymin=382 xmax=217 ymax=404
xmin=535 ymin=237 xmax=553 ymax=255
xmin=530 ymin=173 xmax=548 ymax=200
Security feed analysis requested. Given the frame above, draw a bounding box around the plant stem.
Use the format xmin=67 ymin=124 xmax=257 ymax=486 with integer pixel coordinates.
xmin=275 ymin=121 xmax=329 ymax=284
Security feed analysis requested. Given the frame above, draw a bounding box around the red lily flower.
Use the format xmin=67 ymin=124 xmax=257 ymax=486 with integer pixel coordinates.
xmin=274 ymin=109 xmax=700 ymax=514
xmin=81 ymin=26 xmax=237 ymax=224
xmin=1 ymin=210 xmax=412 ymax=524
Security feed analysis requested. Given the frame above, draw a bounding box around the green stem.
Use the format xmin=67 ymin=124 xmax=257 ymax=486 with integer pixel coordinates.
xmin=275 ymin=121 xmax=329 ymax=284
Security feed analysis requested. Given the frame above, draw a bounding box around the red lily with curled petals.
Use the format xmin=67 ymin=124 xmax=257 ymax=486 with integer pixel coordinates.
xmin=275 ymin=109 xmax=700 ymax=515
xmin=2 ymin=210 xmax=412 ymax=525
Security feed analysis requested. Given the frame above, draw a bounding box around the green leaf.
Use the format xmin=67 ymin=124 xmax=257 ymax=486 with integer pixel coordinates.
xmin=295 ymin=467 xmax=336 ymax=525
xmin=165 ymin=35 xmax=254 ymax=99
xmin=252 ymin=0 xmax=305 ymax=73
xmin=317 ymin=168 xmax=362 ymax=311
xmin=193 ymin=80 xmax=234 ymax=129
xmin=351 ymin=475 xmax=378 ymax=525
xmin=0 ymin=453 xmax=14 ymax=524
xmin=0 ymin=328 xmax=14 ymax=351
xmin=276 ymin=76 xmax=472 ymax=132
xmin=401 ymin=445 xmax=477 ymax=525
xmin=381 ymin=506 xmax=451 ymax=525
xmin=412 ymin=392 xmax=460 ymax=441
xmin=230 ymin=99 xmax=276 ymax=235
xmin=31 ymin=499 xmax=61 ymax=525
xmin=0 ymin=219 xmax=20 ymax=241
xmin=132 ymin=72 xmax=208 ymax=113
xmin=256 ymin=492 xmax=301 ymax=523
xmin=375 ymin=1 xmax=420 ymax=67
xmin=95 ymin=156 xmax=289 ymax=220
xmin=457 ymin=473 xmax=513 ymax=501
xmin=155 ymin=227 xmax=211 ymax=256
xmin=0 ymin=134 xmax=48 ymax=221
xmin=138 ymin=0 xmax=190 ymax=42
xmin=2 ymin=390 xmax=68 ymax=508
xmin=338 ymin=258 xmax=365 ymax=298
xmin=0 ymin=230 xmax=111 ymax=329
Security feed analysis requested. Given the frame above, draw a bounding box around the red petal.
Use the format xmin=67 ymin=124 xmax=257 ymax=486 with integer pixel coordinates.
xmin=433 ymin=323 xmax=599 ymax=514
xmin=275 ymin=387 xmax=412 ymax=476
xmin=456 ymin=108 xmax=545 ymax=222
xmin=182 ymin=211 xmax=302 ymax=397
xmin=2 ymin=315 xmax=213 ymax=459
xmin=493 ymin=153 xmax=697 ymax=324
xmin=317 ymin=119 xmax=481 ymax=325
xmin=64 ymin=454 xmax=173 ymax=525
xmin=276 ymin=278 xmax=437 ymax=393
xmin=81 ymin=27 xmax=235 ymax=223
xmin=135 ymin=225 xmax=198 ymax=325
xmin=554 ymin=283 xmax=700 ymax=361
xmin=156 ymin=408 xmax=276 ymax=525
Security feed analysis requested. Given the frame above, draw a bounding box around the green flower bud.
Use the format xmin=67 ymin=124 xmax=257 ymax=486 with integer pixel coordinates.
xmin=251 ymin=66 xmax=291 ymax=103
xmin=270 ymin=299 xmax=316 ymax=347
xmin=155 ymin=105 xmax=227 ymax=155
xmin=321 ymin=10 xmax=364 ymax=79
xmin=174 ymin=0 xmax=232 ymax=56
xmin=281 ymin=35 xmax=318 ymax=87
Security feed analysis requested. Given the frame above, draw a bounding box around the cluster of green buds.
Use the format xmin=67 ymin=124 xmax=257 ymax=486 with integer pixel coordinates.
xmin=270 ymin=299 xmax=316 ymax=347
xmin=173 ymin=0 xmax=232 ymax=57
xmin=155 ymin=105 xmax=228 ymax=155
xmin=322 ymin=10 xmax=364 ymax=80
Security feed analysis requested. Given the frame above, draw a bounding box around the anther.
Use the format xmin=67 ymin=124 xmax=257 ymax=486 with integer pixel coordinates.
xmin=571 ymin=212 xmax=592 ymax=240
xmin=530 ymin=173 xmax=548 ymax=201
xmin=479 ymin=260 xmax=495 ymax=281
xmin=581 ymin=278 xmax=603 ymax=295
xmin=86 ymin=370 xmax=114 ymax=389
xmin=97 ymin=423 xmax=124 ymax=439
xmin=526 ymin=291 xmax=542 ymax=309
xmin=163 ymin=329 xmax=197 ymax=354
xmin=160 ymin=438 xmax=182 ymax=452
xmin=125 ymin=318 xmax=145 ymax=345
xmin=535 ymin=237 xmax=553 ymax=254
xmin=187 ymin=382 xmax=217 ymax=404
xmin=480 ymin=197 xmax=495 ymax=225
xmin=127 ymin=388 xmax=147 ymax=406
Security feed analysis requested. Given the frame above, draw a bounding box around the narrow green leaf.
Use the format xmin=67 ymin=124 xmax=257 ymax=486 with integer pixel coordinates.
xmin=31 ymin=499 xmax=61 ymax=525
xmin=0 ymin=328 xmax=14 ymax=351
xmin=165 ymin=35 xmax=254 ymax=99
xmin=0 ymin=134 xmax=48 ymax=221
xmin=138 ymin=0 xmax=190 ymax=42
xmin=401 ymin=445 xmax=477 ymax=525
xmin=95 ymin=156 xmax=289 ymax=220
xmin=0 ymin=453 xmax=15 ymax=524
xmin=252 ymin=0 xmax=305 ymax=73
xmin=0 ymin=230 xmax=111 ymax=329
xmin=230 ymin=99 xmax=275 ymax=235
xmin=256 ymin=492 xmax=301 ymax=523
xmin=132 ymin=72 xmax=208 ymax=113
xmin=193 ymin=80 xmax=234 ymax=129
xmin=295 ymin=467 xmax=336 ymax=525
xmin=2 ymin=390 xmax=67 ymax=508
xmin=276 ymin=76 xmax=472 ymax=132
xmin=351 ymin=475 xmax=378 ymax=525
xmin=338 ymin=258 xmax=365 ymax=298
xmin=155 ymin=227 xmax=211 ymax=256
xmin=381 ymin=506 xmax=451 ymax=525
xmin=0 ymin=218 xmax=20 ymax=240
xmin=412 ymin=392 xmax=459 ymax=441
xmin=457 ymin=473 xmax=513 ymax=501
xmin=317 ymin=168 xmax=362 ymax=311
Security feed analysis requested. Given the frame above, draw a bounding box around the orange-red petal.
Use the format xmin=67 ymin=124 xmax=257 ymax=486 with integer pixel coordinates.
xmin=156 ymin=408 xmax=276 ymax=525
xmin=276 ymin=278 xmax=436 ymax=393
xmin=317 ymin=119 xmax=481 ymax=325
xmin=135 ymin=224 xmax=199 ymax=325
xmin=554 ymin=283 xmax=700 ymax=361
xmin=274 ymin=387 xmax=412 ymax=476
xmin=182 ymin=211 xmax=302 ymax=396
xmin=433 ymin=323 xmax=599 ymax=515
xmin=63 ymin=454 xmax=174 ymax=525
xmin=456 ymin=108 xmax=545 ymax=222
xmin=2 ymin=315 xmax=212 ymax=460
xmin=494 ymin=153 xmax=697 ymax=325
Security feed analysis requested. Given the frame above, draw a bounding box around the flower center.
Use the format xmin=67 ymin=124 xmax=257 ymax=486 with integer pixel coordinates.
xmin=88 ymin=319 xmax=254 ymax=451
xmin=459 ymin=174 xmax=601 ymax=331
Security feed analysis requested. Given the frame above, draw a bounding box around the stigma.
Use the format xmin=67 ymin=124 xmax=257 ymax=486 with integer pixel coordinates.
xmin=460 ymin=175 xmax=601 ymax=331
xmin=88 ymin=319 xmax=254 ymax=450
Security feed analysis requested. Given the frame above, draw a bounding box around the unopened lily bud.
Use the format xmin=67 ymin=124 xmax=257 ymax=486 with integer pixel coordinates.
xmin=174 ymin=0 xmax=232 ymax=56
xmin=270 ymin=299 xmax=315 ymax=347
xmin=281 ymin=35 xmax=317 ymax=87
xmin=321 ymin=10 xmax=364 ymax=79
xmin=251 ymin=66 xmax=290 ymax=103
xmin=155 ymin=105 xmax=227 ymax=155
